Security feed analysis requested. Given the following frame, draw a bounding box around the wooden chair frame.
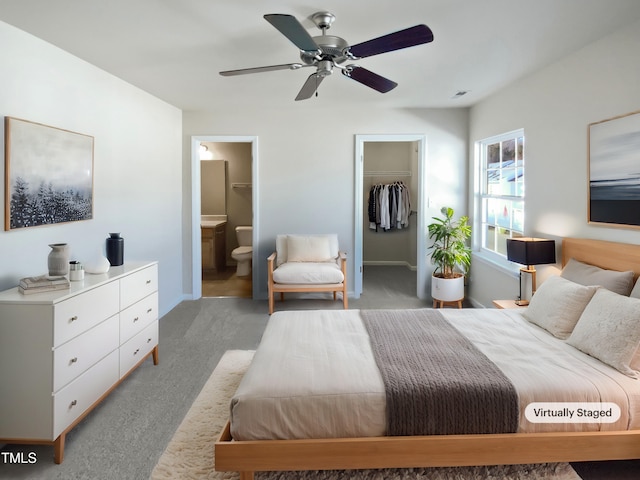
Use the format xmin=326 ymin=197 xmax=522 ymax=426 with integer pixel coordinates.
xmin=217 ymin=238 xmax=640 ymax=478
xmin=267 ymin=250 xmax=348 ymax=315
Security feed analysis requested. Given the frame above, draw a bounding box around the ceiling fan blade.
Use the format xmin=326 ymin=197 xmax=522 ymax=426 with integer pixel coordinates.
xmin=349 ymin=24 xmax=434 ymax=59
xmin=295 ymin=73 xmax=325 ymax=101
xmin=264 ymin=14 xmax=319 ymax=53
xmin=220 ymin=63 xmax=307 ymax=76
xmin=343 ymin=66 xmax=397 ymax=93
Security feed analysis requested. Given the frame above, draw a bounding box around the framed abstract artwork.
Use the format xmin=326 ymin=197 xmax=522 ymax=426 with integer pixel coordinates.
xmin=588 ymin=110 xmax=640 ymax=228
xmin=4 ymin=117 xmax=94 ymax=230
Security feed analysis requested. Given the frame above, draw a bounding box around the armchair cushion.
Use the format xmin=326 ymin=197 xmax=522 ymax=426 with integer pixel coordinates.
xmin=276 ymin=234 xmax=339 ymax=266
xmin=287 ymin=235 xmax=332 ymax=262
xmin=272 ymin=262 xmax=344 ymax=285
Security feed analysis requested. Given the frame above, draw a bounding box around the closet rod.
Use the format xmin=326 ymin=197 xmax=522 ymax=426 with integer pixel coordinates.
xmin=363 ymin=170 xmax=412 ymax=177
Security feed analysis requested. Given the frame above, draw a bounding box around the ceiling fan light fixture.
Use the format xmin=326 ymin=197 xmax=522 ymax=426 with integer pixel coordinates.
xmin=316 ymin=60 xmax=334 ymax=77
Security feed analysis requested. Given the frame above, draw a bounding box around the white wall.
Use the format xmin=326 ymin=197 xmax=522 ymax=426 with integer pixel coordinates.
xmin=0 ymin=21 xmax=184 ymax=316
xmin=468 ymin=19 xmax=640 ymax=306
xmin=183 ymin=106 xmax=469 ymax=299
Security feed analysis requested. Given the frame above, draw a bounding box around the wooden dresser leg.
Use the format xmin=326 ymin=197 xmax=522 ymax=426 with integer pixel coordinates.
xmin=54 ymin=434 xmax=65 ymax=464
xmin=239 ymin=472 xmax=255 ymax=480
xmin=152 ymin=345 xmax=159 ymax=365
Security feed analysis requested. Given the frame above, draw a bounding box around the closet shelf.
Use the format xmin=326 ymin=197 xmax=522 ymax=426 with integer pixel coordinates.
xmin=364 ymin=170 xmax=412 ymax=177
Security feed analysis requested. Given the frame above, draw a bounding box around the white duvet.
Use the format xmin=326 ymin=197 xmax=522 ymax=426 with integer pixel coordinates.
xmin=230 ymin=308 xmax=640 ymax=441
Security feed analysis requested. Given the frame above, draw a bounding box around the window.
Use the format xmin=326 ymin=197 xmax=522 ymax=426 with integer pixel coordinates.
xmin=477 ymin=130 xmax=525 ymax=257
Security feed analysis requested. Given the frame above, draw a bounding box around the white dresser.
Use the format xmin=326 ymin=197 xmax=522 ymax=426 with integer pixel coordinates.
xmin=0 ymin=261 xmax=159 ymax=463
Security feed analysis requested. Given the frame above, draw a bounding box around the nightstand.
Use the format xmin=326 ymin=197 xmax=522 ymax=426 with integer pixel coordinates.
xmin=492 ymin=299 xmax=528 ymax=309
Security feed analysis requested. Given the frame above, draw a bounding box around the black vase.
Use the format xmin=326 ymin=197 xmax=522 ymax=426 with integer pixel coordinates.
xmin=106 ymin=233 xmax=124 ymax=266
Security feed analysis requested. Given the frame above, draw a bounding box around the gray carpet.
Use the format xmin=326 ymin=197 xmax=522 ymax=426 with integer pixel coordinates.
xmin=1 ymin=266 xmax=639 ymax=479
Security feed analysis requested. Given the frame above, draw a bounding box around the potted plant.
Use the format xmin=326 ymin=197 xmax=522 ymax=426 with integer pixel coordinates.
xmin=428 ymin=206 xmax=472 ymax=303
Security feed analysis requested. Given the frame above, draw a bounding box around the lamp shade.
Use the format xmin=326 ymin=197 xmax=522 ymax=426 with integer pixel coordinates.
xmin=506 ymin=238 xmax=556 ymax=266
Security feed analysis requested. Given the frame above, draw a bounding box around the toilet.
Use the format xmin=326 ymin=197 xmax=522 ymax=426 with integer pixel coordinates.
xmin=231 ymin=226 xmax=252 ymax=277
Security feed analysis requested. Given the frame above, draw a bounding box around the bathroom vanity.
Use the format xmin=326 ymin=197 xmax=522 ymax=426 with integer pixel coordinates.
xmin=201 ymin=215 xmax=227 ymax=272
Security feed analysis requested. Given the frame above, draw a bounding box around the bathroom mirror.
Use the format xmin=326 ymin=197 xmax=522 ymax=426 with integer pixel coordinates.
xmin=201 ymin=160 xmax=226 ymax=214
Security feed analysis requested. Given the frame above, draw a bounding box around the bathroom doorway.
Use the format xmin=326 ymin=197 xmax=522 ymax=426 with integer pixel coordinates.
xmin=190 ymin=136 xmax=258 ymax=300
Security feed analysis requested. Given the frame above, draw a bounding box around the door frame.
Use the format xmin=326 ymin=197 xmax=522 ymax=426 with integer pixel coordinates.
xmin=190 ymin=135 xmax=259 ymax=299
xmin=354 ymin=134 xmax=427 ymax=299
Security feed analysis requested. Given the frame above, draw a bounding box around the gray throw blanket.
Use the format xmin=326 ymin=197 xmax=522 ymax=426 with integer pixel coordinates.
xmin=360 ymin=309 xmax=519 ymax=436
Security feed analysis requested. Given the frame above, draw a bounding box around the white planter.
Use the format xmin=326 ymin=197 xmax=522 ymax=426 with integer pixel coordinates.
xmin=431 ymin=274 xmax=465 ymax=302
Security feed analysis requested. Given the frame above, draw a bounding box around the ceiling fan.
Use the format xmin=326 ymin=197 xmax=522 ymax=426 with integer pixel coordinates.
xmin=219 ymin=12 xmax=434 ymax=101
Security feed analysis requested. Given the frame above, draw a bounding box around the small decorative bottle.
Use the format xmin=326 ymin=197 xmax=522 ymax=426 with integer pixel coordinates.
xmin=106 ymin=233 xmax=124 ymax=266
xmin=48 ymin=244 xmax=70 ymax=276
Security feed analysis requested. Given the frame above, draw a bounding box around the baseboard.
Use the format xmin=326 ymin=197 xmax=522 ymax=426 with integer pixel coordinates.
xmin=363 ymin=261 xmax=417 ymax=271
xmin=467 ymin=296 xmax=485 ymax=308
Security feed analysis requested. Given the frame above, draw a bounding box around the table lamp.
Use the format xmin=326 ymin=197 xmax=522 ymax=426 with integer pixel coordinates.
xmin=506 ymin=237 xmax=556 ymax=306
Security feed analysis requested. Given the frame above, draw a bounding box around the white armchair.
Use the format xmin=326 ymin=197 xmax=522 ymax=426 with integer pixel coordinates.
xmin=267 ymin=234 xmax=348 ymax=314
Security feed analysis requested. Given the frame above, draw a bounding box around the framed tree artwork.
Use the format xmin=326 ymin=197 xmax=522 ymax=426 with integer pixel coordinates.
xmin=4 ymin=117 xmax=94 ymax=230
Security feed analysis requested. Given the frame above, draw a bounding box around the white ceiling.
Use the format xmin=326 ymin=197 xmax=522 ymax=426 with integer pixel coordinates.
xmin=2 ymin=0 xmax=640 ymax=111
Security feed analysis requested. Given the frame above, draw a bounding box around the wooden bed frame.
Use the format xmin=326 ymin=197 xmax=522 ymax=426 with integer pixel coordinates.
xmin=216 ymin=237 xmax=640 ymax=479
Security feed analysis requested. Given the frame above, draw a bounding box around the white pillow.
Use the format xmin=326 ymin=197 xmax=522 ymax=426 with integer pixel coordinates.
xmin=567 ymin=288 xmax=640 ymax=378
xmin=630 ymin=278 xmax=640 ymax=299
xmin=522 ymin=276 xmax=597 ymax=339
xmin=561 ymin=258 xmax=634 ymax=296
xmin=286 ymin=235 xmax=332 ymax=262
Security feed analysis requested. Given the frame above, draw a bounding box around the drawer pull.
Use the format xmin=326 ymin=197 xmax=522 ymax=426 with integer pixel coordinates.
xmin=147 ymin=337 xmax=152 ymax=343
xmin=133 ymin=316 xmax=139 ymax=322
xmin=70 ymin=316 xmax=78 ymax=322
xmin=146 ymin=280 xmax=151 ymax=284
xmin=134 ymin=348 xmax=140 ymax=355
xmin=70 ymin=400 xmax=77 ymax=408
xmin=70 ymin=357 xmax=78 ymax=364
xmin=147 ymin=308 xmax=153 ymax=313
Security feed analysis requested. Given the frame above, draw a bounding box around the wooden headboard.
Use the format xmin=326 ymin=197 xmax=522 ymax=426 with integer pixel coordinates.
xmin=562 ymin=237 xmax=640 ymax=282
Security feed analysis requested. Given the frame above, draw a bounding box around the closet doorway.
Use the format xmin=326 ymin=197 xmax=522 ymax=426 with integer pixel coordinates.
xmin=354 ymin=135 xmax=427 ymax=300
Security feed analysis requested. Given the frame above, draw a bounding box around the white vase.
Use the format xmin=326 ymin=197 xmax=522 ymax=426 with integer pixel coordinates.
xmin=85 ymin=251 xmax=110 ymax=274
xmin=431 ymin=274 xmax=465 ymax=302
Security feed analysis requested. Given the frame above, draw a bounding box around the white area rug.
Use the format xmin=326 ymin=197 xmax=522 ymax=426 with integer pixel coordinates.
xmin=150 ymin=350 xmax=580 ymax=480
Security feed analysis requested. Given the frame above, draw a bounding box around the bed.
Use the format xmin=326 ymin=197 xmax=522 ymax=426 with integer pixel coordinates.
xmin=215 ymin=238 xmax=640 ymax=479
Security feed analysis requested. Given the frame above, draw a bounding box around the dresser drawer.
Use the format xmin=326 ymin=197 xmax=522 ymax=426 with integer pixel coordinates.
xmin=119 ymin=292 xmax=158 ymax=343
xmin=53 ymin=349 xmax=119 ymax=439
xmin=53 ymin=315 xmax=119 ymax=392
xmin=54 ymin=282 xmax=120 ymax=347
xmin=120 ymin=264 xmax=158 ymax=310
xmin=120 ymin=321 xmax=158 ymax=377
